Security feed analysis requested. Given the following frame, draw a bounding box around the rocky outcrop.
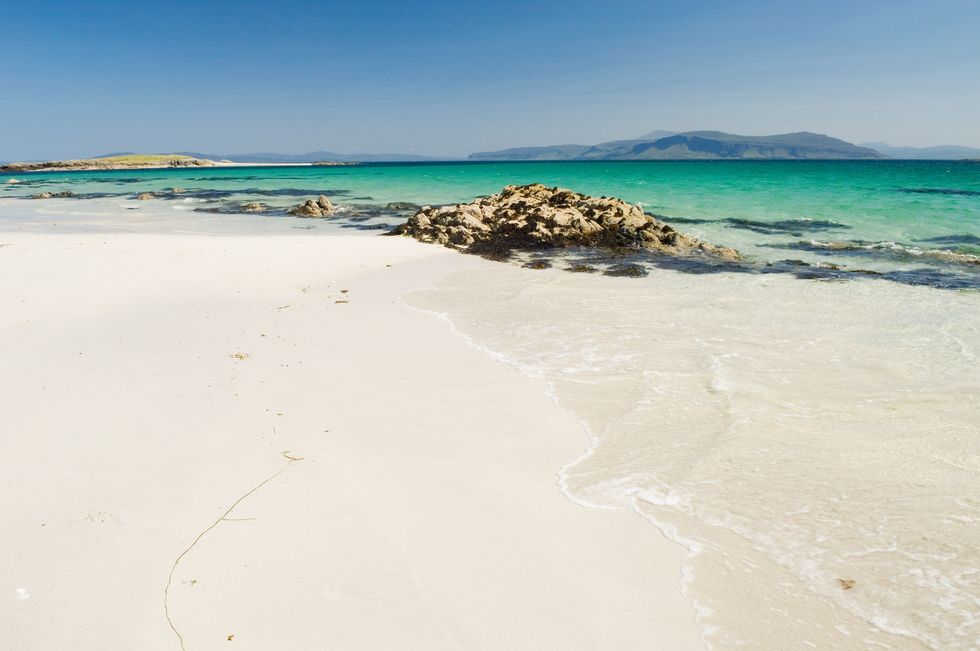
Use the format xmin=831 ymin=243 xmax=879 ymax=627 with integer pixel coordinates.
xmin=31 ymin=191 xmax=73 ymax=199
xmin=137 ymin=192 xmax=155 ymax=200
xmin=242 ymin=202 xmax=268 ymax=212
xmin=288 ymin=195 xmax=335 ymax=217
xmin=167 ymin=158 xmax=211 ymax=168
xmin=392 ymin=184 xmax=739 ymax=260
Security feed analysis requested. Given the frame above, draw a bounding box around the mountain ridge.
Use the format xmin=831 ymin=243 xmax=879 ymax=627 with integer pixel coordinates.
xmin=470 ymin=131 xmax=884 ymax=161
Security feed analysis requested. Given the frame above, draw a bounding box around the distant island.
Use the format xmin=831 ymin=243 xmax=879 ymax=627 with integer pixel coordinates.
xmin=469 ymin=131 xmax=884 ymax=161
xmin=0 ymin=154 xmax=364 ymax=173
xmin=0 ymin=154 xmax=218 ymax=173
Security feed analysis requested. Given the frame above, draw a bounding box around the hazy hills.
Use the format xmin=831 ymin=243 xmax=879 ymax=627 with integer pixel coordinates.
xmin=8 ymin=133 xmax=972 ymax=167
xmin=860 ymin=142 xmax=980 ymax=160
xmin=469 ymin=131 xmax=884 ymax=161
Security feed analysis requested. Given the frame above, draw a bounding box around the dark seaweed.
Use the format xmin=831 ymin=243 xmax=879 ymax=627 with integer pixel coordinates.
xmin=916 ymin=234 xmax=980 ymax=246
xmin=899 ymin=188 xmax=980 ymax=196
xmin=652 ymin=213 xmax=851 ymax=236
xmin=763 ymin=240 xmax=980 ymax=268
xmin=462 ymin=244 xmax=980 ymax=290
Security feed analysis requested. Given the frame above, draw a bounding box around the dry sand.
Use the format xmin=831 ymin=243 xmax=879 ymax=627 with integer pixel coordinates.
xmin=0 ymin=231 xmax=701 ymax=650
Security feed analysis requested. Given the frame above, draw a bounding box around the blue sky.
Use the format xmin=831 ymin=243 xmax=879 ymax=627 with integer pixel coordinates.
xmin=2 ymin=0 xmax=978 ymax=159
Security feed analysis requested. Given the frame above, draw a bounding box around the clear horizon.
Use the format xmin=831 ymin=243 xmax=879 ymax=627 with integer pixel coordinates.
xmin=2 ymin=0 xmax=979 ymax=161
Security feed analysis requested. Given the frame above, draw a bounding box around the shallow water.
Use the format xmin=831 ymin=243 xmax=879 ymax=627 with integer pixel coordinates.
xmin=409 ymin=267 xmax=979 ymax=650
xmin=3 ymin=160 xmax=979 ymax=286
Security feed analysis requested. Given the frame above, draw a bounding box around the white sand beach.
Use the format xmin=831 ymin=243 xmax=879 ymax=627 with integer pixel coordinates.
xmin=0 ymin=228 xmax=701 ymax=650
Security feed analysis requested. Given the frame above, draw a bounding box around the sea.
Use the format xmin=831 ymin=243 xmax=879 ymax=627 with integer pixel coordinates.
xmin=3 ymin=160 xmax=978 ymax=649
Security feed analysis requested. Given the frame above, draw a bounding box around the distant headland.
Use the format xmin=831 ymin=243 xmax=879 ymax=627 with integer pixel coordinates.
xmin=469 ymin=131 xmax=884 ymax=161
xmin=0 ymin=154 xmax=359 ymax=173
xmin=0 ymin=154 xmax=218 ymax=173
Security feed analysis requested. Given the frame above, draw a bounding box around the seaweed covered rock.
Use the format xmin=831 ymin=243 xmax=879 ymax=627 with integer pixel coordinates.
xmin=31 ymin=191 xmax=73 ymax=199
xmin=392 ymin=184 xmax=739 ymax=260
xmin=289 ymin=195 xmax=335 ymax=217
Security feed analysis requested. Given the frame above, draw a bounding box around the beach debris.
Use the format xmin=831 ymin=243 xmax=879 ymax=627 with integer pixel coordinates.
xmin=137 ymin=192 xmax=155 ymax=200
xmin=242 ymin=202 xmax=267 ymax=212
xmin=227 ymin=634 xmax=234 ymax=641
xmin=288 ymin=194 xmax=335 ymax=217
xmin=523 ymin=259 xmax=552 ymax=269
xmin=392 ymin=184 xmax=740 ymax=261
xmin=837 ymin=578 xmax=856 ymax=590
xmin=604 ymin=263 xmax=648 ymax=277
xmin=31 ymin=191 xmax=73 ymax=199
xmin=164 ymin=454 xmax=301 ymax=650
xmin=230 ymin=352 xmax=249 ymax=360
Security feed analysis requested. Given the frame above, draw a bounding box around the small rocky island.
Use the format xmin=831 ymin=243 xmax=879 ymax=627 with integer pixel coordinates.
xmin=289 ymin=195 xmax=336 ymax=217
xmin=392 ymin=184 xmax=740 ymax=260
xmin=1 ymin=154 xmax=217 ymax=173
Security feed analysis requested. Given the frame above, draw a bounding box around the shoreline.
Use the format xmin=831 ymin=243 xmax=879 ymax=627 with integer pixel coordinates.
xmin=2 ymin=190 xmax=976 ymax=649
xmin=408 ymin=262 xmax=976 ymax=650
xmin=0 ymin=228 xmax=702 ymax=649
xmin=0 ymin=160 xmax=356 ymax=174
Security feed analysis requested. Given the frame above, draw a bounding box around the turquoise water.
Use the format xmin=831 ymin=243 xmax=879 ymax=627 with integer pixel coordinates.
xmin=4 ymin=160 xmax=979 ymax=283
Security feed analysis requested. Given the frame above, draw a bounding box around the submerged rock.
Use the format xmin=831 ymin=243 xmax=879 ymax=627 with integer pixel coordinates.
xmin=242 ymin=202 xmax=268 ymax=212
xmin=289 ymin=195 xmax=335 ymax=217
xmin=31 ymin=191 xmax=73 ymax=199
xmin=385 ymin=201 xmax=421 ymax=211
xmin=137 ymin=192 xmax=155 ymax=200
xmin=392 ymin=184 xmax=740 ymax=260
xmin=5 ymin=178 xmax=20 ymax=184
